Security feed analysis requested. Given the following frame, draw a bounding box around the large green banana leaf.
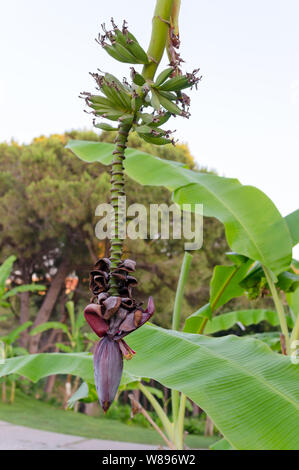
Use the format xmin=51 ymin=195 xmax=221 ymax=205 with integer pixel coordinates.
xmin=174 ymin=183 xmax=291 ymax=275
xmin=0 ymin=351 xmax=137 ymax=386
xmin=0 ymin=352 xmax=94 ymax=382
xmin=183 ymin=259 xmax=253 ymax=333
xmin=1 ymin=324 xmax=299 ymax=450
xmin=209 ymin=260 xmax=252 ymax=311
xmin=66 ymin=141 xmax=292 ymax=274
xmin=185 ymin=308 xmax=293 ymax=335
xmin=210 ymin=438 xmax=233 ymax=450
xmin=285 ymin=209 xmax=299 ymax=247
xmin=125 ymin=326 xmax=299 ymax=450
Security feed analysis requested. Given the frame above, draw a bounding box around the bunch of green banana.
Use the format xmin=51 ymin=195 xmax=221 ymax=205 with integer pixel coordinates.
xmin=139 ymin=111 xmax=172 ymax=127
xmin=154 ymin=69 xmax=201 ymax=91
xmin=134 ymin=123 xmax=175 ymax=146
xmin=83 ymin=24 xmax=201 ymax=146
xmin=145 ymin=67 xmax=202 ymax=118
xmin=97 ymin=19 xmax=149 ymax=65
xmin=82 ymin=72 xmax=134 ymax=122
xmin=150 ymin=88 xmax=187 ymax=117
xmin=83 ymin=68 xmax=183 ymax=143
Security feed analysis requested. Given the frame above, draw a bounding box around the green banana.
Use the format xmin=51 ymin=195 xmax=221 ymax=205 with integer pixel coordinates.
xmin=154 ymin=67 xmax=174 ymax=87
xmin=95 ymin=123 xmax=118 ymax=131
xmin=136 ymin=125 xmax=171 ymax=138
xmin=101 ymin=83 xmax=127 ymax=110
xmin=150 ymin=89 xmax=161 ymax=111
xmin=135 ymin=125 xmax=156 ymax=135
xmin=158 ymin=90 xmax=178 ymax=101
xmin=118 ymin=113 xmax=134 ymax=125
xmin=157 ymin=93 xmax=182 ymax=115
xmin=156 ymin=112 xmax=172 ymax=126
xmin=88 ymin=103 xmax=114 ymax=113
xmin=105 ymin=73 xmax=127 ymax=91
xmin=125 ymin=31 xmax=149 ymax=64
xmin=88 ymin=95 xmax=114 ymax=108
xmin=109 ymin=24 xmax=148 ymax=64
xmin=112 ymin=42 xmax=140 ymax=64
xmin=113 ymin=27 xmax=129 ymax=48
xmin=138 ymin=133 xmax=172 ymax=145
xmin=89 ymin=103 xmax=124 ymax=120
xmin=102 ymin=44 xmax=131 ymax=63
xmin=131 ymin=95 xmax=143 ymax=112
xmin=105 ymin=73 xmax=131 ymax=97
xmin=101 ymin=75 xmax=132 ymax=110
xmin=159 ymin=75 xmax=194 ymax=92
xmin=138 ymin=112 xmax=156 ymax=125
xmin=130 ymin=68 xmax=146 ymax=86
xmin=101 ymin=111 xmax=124 ymax=121
xmin=140 ymin=112 xmax=171 ymax=127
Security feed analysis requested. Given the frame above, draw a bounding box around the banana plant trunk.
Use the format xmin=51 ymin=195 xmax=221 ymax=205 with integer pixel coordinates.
xmin=10 ymin=381 xmax=16 ymax=404
xmin=2 ymin=381 xmax=6 ymax=403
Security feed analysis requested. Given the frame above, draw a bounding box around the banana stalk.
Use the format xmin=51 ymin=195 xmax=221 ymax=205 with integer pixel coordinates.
xmin=142 ymin=0 xmax=174 ymax=80
xmin=109 ymin=123 xmax=132 ymax=294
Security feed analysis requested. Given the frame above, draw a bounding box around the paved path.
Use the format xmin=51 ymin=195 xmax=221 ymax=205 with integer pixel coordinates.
xmin=0 ymin=420 xmax=159 ymax=450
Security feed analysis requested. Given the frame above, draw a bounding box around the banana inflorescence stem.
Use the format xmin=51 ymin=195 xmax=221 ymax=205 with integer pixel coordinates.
xmin=109 ymin=123 xmax=131 ymax=293
xmin=142 ymin=0 xmax=174 ymax=80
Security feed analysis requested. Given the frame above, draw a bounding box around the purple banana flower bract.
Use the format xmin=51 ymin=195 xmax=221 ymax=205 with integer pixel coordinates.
xmin=94 ymin=336 xmax=123 ymax=412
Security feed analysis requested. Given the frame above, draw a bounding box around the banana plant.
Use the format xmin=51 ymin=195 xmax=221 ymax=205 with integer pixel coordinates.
xmin=64 ymin=140 xmax=299 ymax=448
xmin=30 ymin=300 xmax=92 ymax=407
xmin=0 ymin=322 xmax=32 ymax=404
xmin=0 ymin=255 xmax=45 ymax=311
xmin=184 ymin=254 xmax=299 ymax=355
xmin=64 ymin=0 xmax=298 ymax=449
xmin=30 ymin=301 xmax=89 ymax=353
xmin=0 ymin=255 xmax=44 ymax=404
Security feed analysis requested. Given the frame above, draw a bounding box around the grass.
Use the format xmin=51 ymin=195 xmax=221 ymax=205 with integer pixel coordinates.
xmin=0 ymin=390 xmax=217 ymax=449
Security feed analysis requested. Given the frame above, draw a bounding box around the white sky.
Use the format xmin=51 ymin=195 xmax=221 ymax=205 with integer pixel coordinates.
xmin=1 ymin=0 xmax=298 ymax=257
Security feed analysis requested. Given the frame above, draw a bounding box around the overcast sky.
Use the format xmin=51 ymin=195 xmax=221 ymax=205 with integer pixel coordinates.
xmin=1 ymin=0 xmax=298 ymax=257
